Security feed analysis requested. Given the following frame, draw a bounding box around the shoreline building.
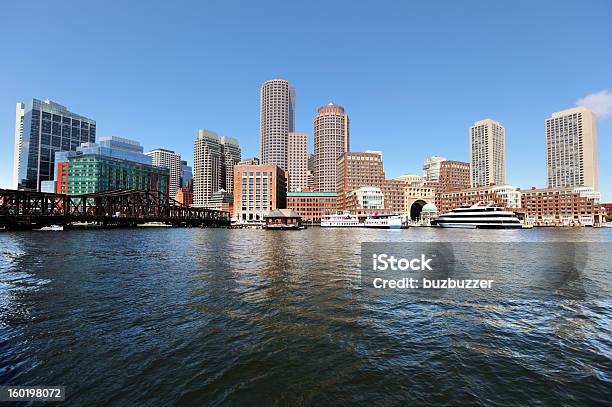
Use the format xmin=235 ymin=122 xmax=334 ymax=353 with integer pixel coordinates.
xmin=50 ymin=136 xmax=168 ymax=195
xmin=13 ymin=99 xmax=96 ymax=191
xmin=145 ymin=148 xmax=182 ymax=198
xmin=287 ymin=132 xmax=309 ymax=192
xmin=470 ymin=119 xmax=506 ymax=187
xmin=438 ymin=185 xmax=521 ymax=214
xmin=545 ymin=106 xmax=598 ymax=190
xmin=287 ymin=191 xmax=336 ymax=222
xmin=521 ymin=186 xmax=603 ymax=226
xmin=314 ymin=103 xmax=349 ymax=192
xmin=260 ymin=79 xmax=295 ymax=171
xmin=336 ymin=151 xmax=385 ymax=211
xmin=233 ymin=164 xmax=286 ymax=223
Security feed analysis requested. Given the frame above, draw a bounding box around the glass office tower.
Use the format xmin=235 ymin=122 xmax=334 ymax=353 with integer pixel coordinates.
xmin=13 ymin=99 xmax=96 ymax=191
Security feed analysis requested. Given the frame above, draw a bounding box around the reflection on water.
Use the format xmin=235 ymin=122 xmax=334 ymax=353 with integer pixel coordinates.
xmin=0 ymin=228 xmax=610 ymax=406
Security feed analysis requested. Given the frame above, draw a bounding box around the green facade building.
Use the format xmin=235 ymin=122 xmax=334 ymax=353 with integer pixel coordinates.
xmin=67 ymin=154 xmax=169 ymax=195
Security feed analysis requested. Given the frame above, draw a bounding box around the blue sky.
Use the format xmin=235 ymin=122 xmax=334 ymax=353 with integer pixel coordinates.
xmin=1 ymin=0 xmax=611 ymax=199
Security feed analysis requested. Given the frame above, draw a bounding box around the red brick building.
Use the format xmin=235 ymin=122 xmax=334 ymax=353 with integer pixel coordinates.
xmin=175 ymin=187 xmax=193 ymax=206
xmin=438 ymin=185 xmax=521 ymax=214
xmin=336 ymin=151 xmax=385 ymax=211
xmin=287 ymin=192 xmax=336 ymax=222
xmin=520 ymin=187 xmax=603 ymax=225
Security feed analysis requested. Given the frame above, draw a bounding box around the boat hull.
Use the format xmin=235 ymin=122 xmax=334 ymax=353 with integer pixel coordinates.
xmin=438 ymin=222 xmax=521 ymax=229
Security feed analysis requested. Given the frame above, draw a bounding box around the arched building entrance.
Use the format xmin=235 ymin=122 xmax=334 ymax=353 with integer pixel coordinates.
xmin=410 ymin=200 xmax=428 ymax=221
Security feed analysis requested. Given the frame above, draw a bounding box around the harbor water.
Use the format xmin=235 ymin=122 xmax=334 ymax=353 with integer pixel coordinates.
xmin=1 ymin=228 xmax=611 ymax=405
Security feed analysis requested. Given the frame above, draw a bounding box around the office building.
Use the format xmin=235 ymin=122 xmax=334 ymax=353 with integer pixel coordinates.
xmin=175 ymin=188 xmax=193 ymax=206
xmin=13 ymin=99 xmax=96 ymax=191
xmin=287 ymin=191 xmax=336 ymax=222
xmin=470 ymin=119 xmax=506 ymax=187
xmin=193 ymin=129 xmax=241 ymax=208
xmin=145 ymin=148 xmax=182 ymax=198
xmin=336 ymin=151 xmax=385 ymax=211
xmin=287 ymin=132 xmax=309 ymax=192
xmin=209 ymin=189 xmax=234 ymax=214
xmin=422 ymin=156 xmax=446 ymax=182
xmin=260 ymin=79 xmax=295 ymax=170
xmin=220 ymin=136 xmax=242 ymax=195
xmin=194 ymin=129 xmax=223 ymax=207
xmin=314 ymin=103 xmax=349 ymax=192
xmin=180 ymin=160 xmax=193 ymax=191
xmin=57 ymin=136 xmax=168 ymax=195
xmin=233 ymin=164 xmax=286 ymax=222
xmin=545 ymin=107 xmax=598 ymax=190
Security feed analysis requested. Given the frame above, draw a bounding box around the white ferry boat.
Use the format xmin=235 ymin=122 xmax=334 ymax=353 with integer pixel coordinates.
xmin=434 ymin=202 xmax=522 ymax=229
xmin=321 ymin=213 xmax=362 ymax=227
xmin=364 ymin=214 xmax=403 ymax=229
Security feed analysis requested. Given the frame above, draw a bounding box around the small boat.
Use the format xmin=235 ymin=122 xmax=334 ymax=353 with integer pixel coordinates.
xmin=364 ymin=214 xmax=403 ymax=229
xmin=434 ymin=202 xmax=522 ymax=229
xmin=137 ymin=222 xmax=172 ymax=227
xmin=38 ymin=225 xmax=63 ymax=231
xmin=321 ymin=212 xmax=362 ymax=227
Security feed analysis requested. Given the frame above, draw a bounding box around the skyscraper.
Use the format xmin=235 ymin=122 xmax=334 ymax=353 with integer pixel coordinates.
xmin=260 ymin=79 xmax=295 ymax=170
xmin=470 ymin=119 xmax=506 ymax=187
xmin=145 ymin=148 xmax=182 ymax=198
xmin=13 ymin=99 xmax=96 ymax=191
xmin=287 ymin=132 xmax=309 ymax=192
xmin=314 ymin=103 xmax=349 ymax=192
xmin=545 ymin=106 xmax=598 ymax=190
xmin=220 ymin=136 xmax=242 ymax=194
xmin=193 ymin=129 xmax=223 ymax=207
xmin=193 ymin=129 xmax=241 ymax=207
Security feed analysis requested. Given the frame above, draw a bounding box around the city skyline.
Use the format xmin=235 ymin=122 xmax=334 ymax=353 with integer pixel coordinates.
xmin=0 ymin=1 xmax=611 ymax=199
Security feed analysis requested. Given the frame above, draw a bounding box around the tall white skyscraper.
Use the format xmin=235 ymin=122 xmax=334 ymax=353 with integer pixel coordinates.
xmin=287 ymin=132 xmax=309 ymax=192
xmin=470 ymin=119 xmax=506 ymax=187
xmin=260 ymin=79 xmax=295 ymax=170
xmin=145 ymin=148 xmax=182 ymax=198
xmin=313 ymin=103 xmax=349 ymax=192
xmin=545 ymin=106 xmax=598 ymax=190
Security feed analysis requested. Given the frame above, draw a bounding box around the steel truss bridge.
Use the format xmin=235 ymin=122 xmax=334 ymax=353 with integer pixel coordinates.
xmin=0 ymin=189 xmax=230 ymax=230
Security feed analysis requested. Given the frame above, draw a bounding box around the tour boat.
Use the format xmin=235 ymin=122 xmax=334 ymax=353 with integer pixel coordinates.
xmin=363 ymin=214 xmax=403 ymax=229
xmin=434 ymin=202 xmax=522 ymax=229
xmin=321 ymin=213 xmax=362 ymax=227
